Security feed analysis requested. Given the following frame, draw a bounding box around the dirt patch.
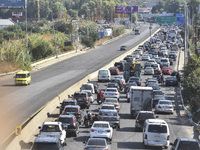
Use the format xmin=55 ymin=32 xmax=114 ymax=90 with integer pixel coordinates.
xmin=0 ymin=62 xmax=18 ymax=74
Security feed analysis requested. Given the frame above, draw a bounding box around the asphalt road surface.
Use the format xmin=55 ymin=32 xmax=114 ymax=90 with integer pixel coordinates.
xmin=0 ymin=23 xmax=159 ymax=143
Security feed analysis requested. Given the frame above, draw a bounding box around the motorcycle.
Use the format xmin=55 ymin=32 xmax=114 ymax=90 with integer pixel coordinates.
xmin=97 ymin=97 xmax=104 ymax=104
xmin=83 ymin=114 xmax=93 ymax=128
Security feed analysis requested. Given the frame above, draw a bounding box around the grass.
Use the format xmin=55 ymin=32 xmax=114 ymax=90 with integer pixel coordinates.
xmin=0 ymin=61 xmax=19 ymax=74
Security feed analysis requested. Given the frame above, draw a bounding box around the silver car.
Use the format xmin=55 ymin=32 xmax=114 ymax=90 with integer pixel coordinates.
xmin=155 ymin=100 xmax=173 ymax=114
xmin=144 ymin=67 xmax=154 ymax=75
xmin=83 ymin=138 xmax=110 ymax=150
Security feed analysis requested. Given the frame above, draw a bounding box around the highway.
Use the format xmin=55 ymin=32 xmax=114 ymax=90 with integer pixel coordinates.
xmin=0 ymin=23 xmax=159 ymax=144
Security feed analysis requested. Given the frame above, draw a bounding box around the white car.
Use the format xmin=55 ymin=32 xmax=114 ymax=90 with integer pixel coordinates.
xmin=142 ymin=54 xmax=150 ymax=61
xmin=160 ymin=58 xmax=170 ymax=67
xmin=155 ymin=100 xmax=173 ymax=114
xmin=38 ymin=122 xmax=66 ymax=144
xmin=144 ymin=67 xmax=154 ymax=75
xmin=90 ymin=121 xmax=113 ymax=141
xmin=81 ymin=90 xmax=94 ymax=103
xmin=104 ymin=88 xmax=120 ymax=101
xmin=98 ymin=70 xmax=111 ymax=82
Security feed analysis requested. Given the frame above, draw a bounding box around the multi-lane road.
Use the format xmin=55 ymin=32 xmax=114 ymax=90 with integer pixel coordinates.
xmin=0 ymin=23 xmax=159 ymax=143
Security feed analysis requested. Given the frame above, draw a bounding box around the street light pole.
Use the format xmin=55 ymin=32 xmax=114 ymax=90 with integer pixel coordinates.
xmin=25 ymin=0 xmax=28 ymax=55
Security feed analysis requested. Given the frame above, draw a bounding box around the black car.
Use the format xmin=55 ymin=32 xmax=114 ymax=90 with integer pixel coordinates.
xmin=56 ymin=115 xmax=79 ymax=137
xmin=72 ymin=92 xmax=90 ymax=109
xmin=59 ymin=99 xmax=77 ymax=114
xmin=127 ymin=77 xmax=141 ymax=86
xmin=147 ymin=83 xmax=160 ymax=90
xmin=165 ymin=76 xmax=178 ymax=86
xmin=168 ymin=53 xmax=177 ymax=61
xmin=114 ymin=62 xmax=124 ymax=71
xmin=135 ymin=111 xmax=156 ymax=131
xmin=62 ymin=105 xmax=83 ymax=125
xmin=110 ymin=78 xmax=123 ymax=91
xmin=135 ymin=29 xmax=140 ymax=35
xmin=107 ymin=82 xmax=120 ymax=91
xmin=120 ymin=45 xmax=127 ymax=51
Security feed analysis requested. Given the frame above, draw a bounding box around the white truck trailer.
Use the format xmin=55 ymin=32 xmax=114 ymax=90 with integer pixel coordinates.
xmin=129 ymin=86 xmax=153 ymax=118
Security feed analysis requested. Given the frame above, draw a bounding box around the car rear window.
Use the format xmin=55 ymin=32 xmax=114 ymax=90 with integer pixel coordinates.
xmin=148 ymin=125 xmax=167 ymax=133
xmin=88 ymin=139 xmax=106 ymax=146
xmin=64 ymin=108 xmax=78 ymax=112
xmin=161 ymin=59 xmax=168 ymax=62
xmin=101 ymin=106 xmax=114 ymax=110
xmin=138 ymin=113 xmax=154 ymax=120
xmin=62 ymin=102 xmax=75 ymax=106
xmin=58 ymin=117 xmax=73 ymax=124
xmin=159 ymin=101 xmax=172 ymax=105
xmin=93 ymin=123 xmax=109 ymax=128
xmin=178 ymin=141 xmax=200 ymax=150
xmin=74 ymin=93 xmax=87 ymax=99
xmin=41 ymin=125 xmax=60 ymax=132
xmin=106 ymin=89 xmax=117 ymax=92
xmin=101 ymin=111 xmax=117 ymax=116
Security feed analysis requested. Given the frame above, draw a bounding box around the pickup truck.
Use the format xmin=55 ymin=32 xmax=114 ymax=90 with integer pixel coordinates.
xmin=38 ymin=122 xmax=66 ymax=145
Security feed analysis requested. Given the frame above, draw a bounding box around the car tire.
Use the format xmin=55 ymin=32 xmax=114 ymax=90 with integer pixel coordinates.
xmin=164 ymin=146 xmax=168 ymax=149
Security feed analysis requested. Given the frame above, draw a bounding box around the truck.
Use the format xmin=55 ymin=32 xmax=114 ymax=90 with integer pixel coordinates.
xmin=123 ymin=61 xmax=142 ymax=82
xmin=129 ymin=86 xmax=153 ymax=118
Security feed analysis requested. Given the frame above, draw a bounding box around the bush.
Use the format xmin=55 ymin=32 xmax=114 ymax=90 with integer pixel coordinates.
xmin=30 ymin=38 xmax=53 ymax=61
xmin=112 ymin=26 xmax=125 ymax=37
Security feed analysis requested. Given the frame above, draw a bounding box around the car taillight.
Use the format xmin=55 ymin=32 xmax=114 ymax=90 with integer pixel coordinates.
xmin=145 ymin=134 xmax=147 ymax=139
xmin=91 ymin=129 xmax=95 ymax=132
xmin=102 ymin=117 xmax=104 ymax=119
xmin=138 ymin=81 xmax=141 ymax=84
xmin=136 ymin=120 xmax=139 ymax=123
xmin=73 ymin=119 xmax=76 ymax=127
xmin=116 ymin=104 xmax=119 ymax=106
xmin=115 ymin=93 xmax=118 ymax=95
xmin=116 ymin=117 xmax=119 ymax=120
xmin=105 ymin=93 xmax=107 ymax=95
xmin=106 ymin=130 xmax=110 ymax=132
xmin=170 ymin=106 xmax=173 ymax=108
xmin=167 ymin=135 xmax=170 ymax=140
xmin=158 ymin=105 xmax=161 ymax=108
xmin=105 ymin=149 xmax=109 ymax=150
xmin=84 ymin=98 xmax=88 ymax=100
xmin=84 ymin=149 xmax=88 ymax=150
xmin=120 ymin=83 xmax=122 ymax=85
xmin=72 ymin=97 xmax=75 ymax=99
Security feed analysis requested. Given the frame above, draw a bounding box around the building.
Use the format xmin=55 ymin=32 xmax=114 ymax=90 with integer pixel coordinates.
xmin=0 ymin=19 xmax=15 ymax=30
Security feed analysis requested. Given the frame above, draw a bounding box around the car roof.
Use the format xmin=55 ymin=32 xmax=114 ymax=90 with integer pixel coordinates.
xmin=59 ymin=115 xmax=74 ymax=118
xmin=99 ymin=109 xmax=118 ymax=113
xmin=16 ymin=71 xmax=30 ymax=74
xmin=64 ymin=105 xmax=80 ymax=108
xmin=43 ymin=122 xmax=61 ymax=125
xmin=34 ymin=137 xmax=59 ymax=143
xmin=177 ymin=138 xmax=199 ymax=142
xmin=146 ymin=119 xmax=167 ymax=125
xmin=158 ymin=100 xmax=172 ymax=103
xmin=106 ymin=88 xmax=118 ymax=90
xmin=63 ymin=99 xmax=76 ymax=102
xmin=101 ymin=104 xmax=115 ymax=107
xmin=138 ymin=111 xmax=154 ymax=114
xmin=93 ymin=121 xmax=110 ymax=124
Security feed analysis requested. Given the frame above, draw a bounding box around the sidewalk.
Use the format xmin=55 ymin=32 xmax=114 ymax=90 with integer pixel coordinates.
xmin=178 ymin=49 xmax=185 ymax=73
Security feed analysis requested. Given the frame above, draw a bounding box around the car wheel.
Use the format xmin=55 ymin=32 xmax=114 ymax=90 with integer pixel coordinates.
xmin=164 ymin=146 xmax=168 ymax=149
xmin=127 ymin=98 xmax=130 ymax=103
xmin=74 ymin=130 xmax=78 ymax=137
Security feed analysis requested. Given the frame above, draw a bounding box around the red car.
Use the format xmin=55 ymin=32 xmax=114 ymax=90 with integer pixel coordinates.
xmin=109 ymin=67 xmax=119 ymax=75
xmin=162 ymin=67 xmax=172 ymax=75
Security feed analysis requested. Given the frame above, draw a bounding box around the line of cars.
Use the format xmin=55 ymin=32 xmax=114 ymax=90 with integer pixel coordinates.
xmin=30 ymin=25 xmax=199 ymax=150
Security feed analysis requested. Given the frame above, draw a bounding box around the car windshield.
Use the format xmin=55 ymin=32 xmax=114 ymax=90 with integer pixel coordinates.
xmin=58 ymin=117 xmax=73 ymax=124
xmin=32 ymin=143 xmax=59 ymax=150
xmin=148 ymin=125 xmax=167 ymax=133
xmin=93 ymin=123 xmax=109 ymax=128
xmin=154 ymin=95 xmax=165 ymax=99
xmin=15 ymin=74 xmax=26 ymax=78
xmin=153 ymin=91 xmax=163 ymax=95
xmin=177 ymin=141 xmax=200 ymax=150
xmin=41 ymin=125 xmax=60 ymax=132
xmin=130 ymin=78 xmax=139 ymax=81
xmin=88 ymin=139 xmax=106 ymax=146
xmin=99 ymin=70 xmax=108 ymax=75
xmin=167 ymin=76 xmax=177 ymax=80
xmin=159 ymin=101 xmax=172 ymax=105
xmin=105 ymin=99 xmax=117 ymax=103
xmin=148 ymin=81 xmax=156 ymax=85
xmin=138 ymin=113 xmax=154 ymax=120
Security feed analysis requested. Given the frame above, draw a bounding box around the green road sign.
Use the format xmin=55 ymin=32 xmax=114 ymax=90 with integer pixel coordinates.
xmin=156 ymin=17 xmax=176 ymax=24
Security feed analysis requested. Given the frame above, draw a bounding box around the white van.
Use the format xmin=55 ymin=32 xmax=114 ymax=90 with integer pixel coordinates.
xmin=143 ymin=119 xmax=170 ymax=148
xmin=80 ymin=83 xmax=95 ymax=94
xmin=98 ymin=70 xmax=111 ymax=82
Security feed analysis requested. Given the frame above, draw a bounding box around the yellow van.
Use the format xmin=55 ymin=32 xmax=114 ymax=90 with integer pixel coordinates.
xmin=14 ymin=71 xmax=31 ymax=85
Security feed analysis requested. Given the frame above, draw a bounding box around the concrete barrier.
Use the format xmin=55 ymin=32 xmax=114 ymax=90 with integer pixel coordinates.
xmin=5 ymin=27 xmax=161 ymax=150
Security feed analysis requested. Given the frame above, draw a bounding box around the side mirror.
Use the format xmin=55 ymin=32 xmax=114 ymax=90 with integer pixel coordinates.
xmin=170 ymin=142 xmax=173 ymax=145
xmin=56 ymin=106 xmax=60 ymax=109
xmin=83 ymin=141 xmax=86 ymax=144
xmin=54 ymin=118 xmax=58 ymax=121
xmin=38 ymin=126 xmax=41 ymax=129
xmin=155 ymin=116 xmax=159 ymax=118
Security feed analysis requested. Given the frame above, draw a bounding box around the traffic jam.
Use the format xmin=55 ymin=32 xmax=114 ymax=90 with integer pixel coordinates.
xmin=30 ymin=25 xmax=200 ymax=150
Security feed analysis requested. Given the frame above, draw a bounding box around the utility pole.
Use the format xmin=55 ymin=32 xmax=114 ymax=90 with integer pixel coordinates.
xmin=87 ymin=8 xmax=90 ymax=41
xmin=25 ymin=0 xmax=28 ymax=54
xmin=37 ymin=0 xmax=40 ymax=22
xmin=184 ymin=2 xmax=187 ymax=77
